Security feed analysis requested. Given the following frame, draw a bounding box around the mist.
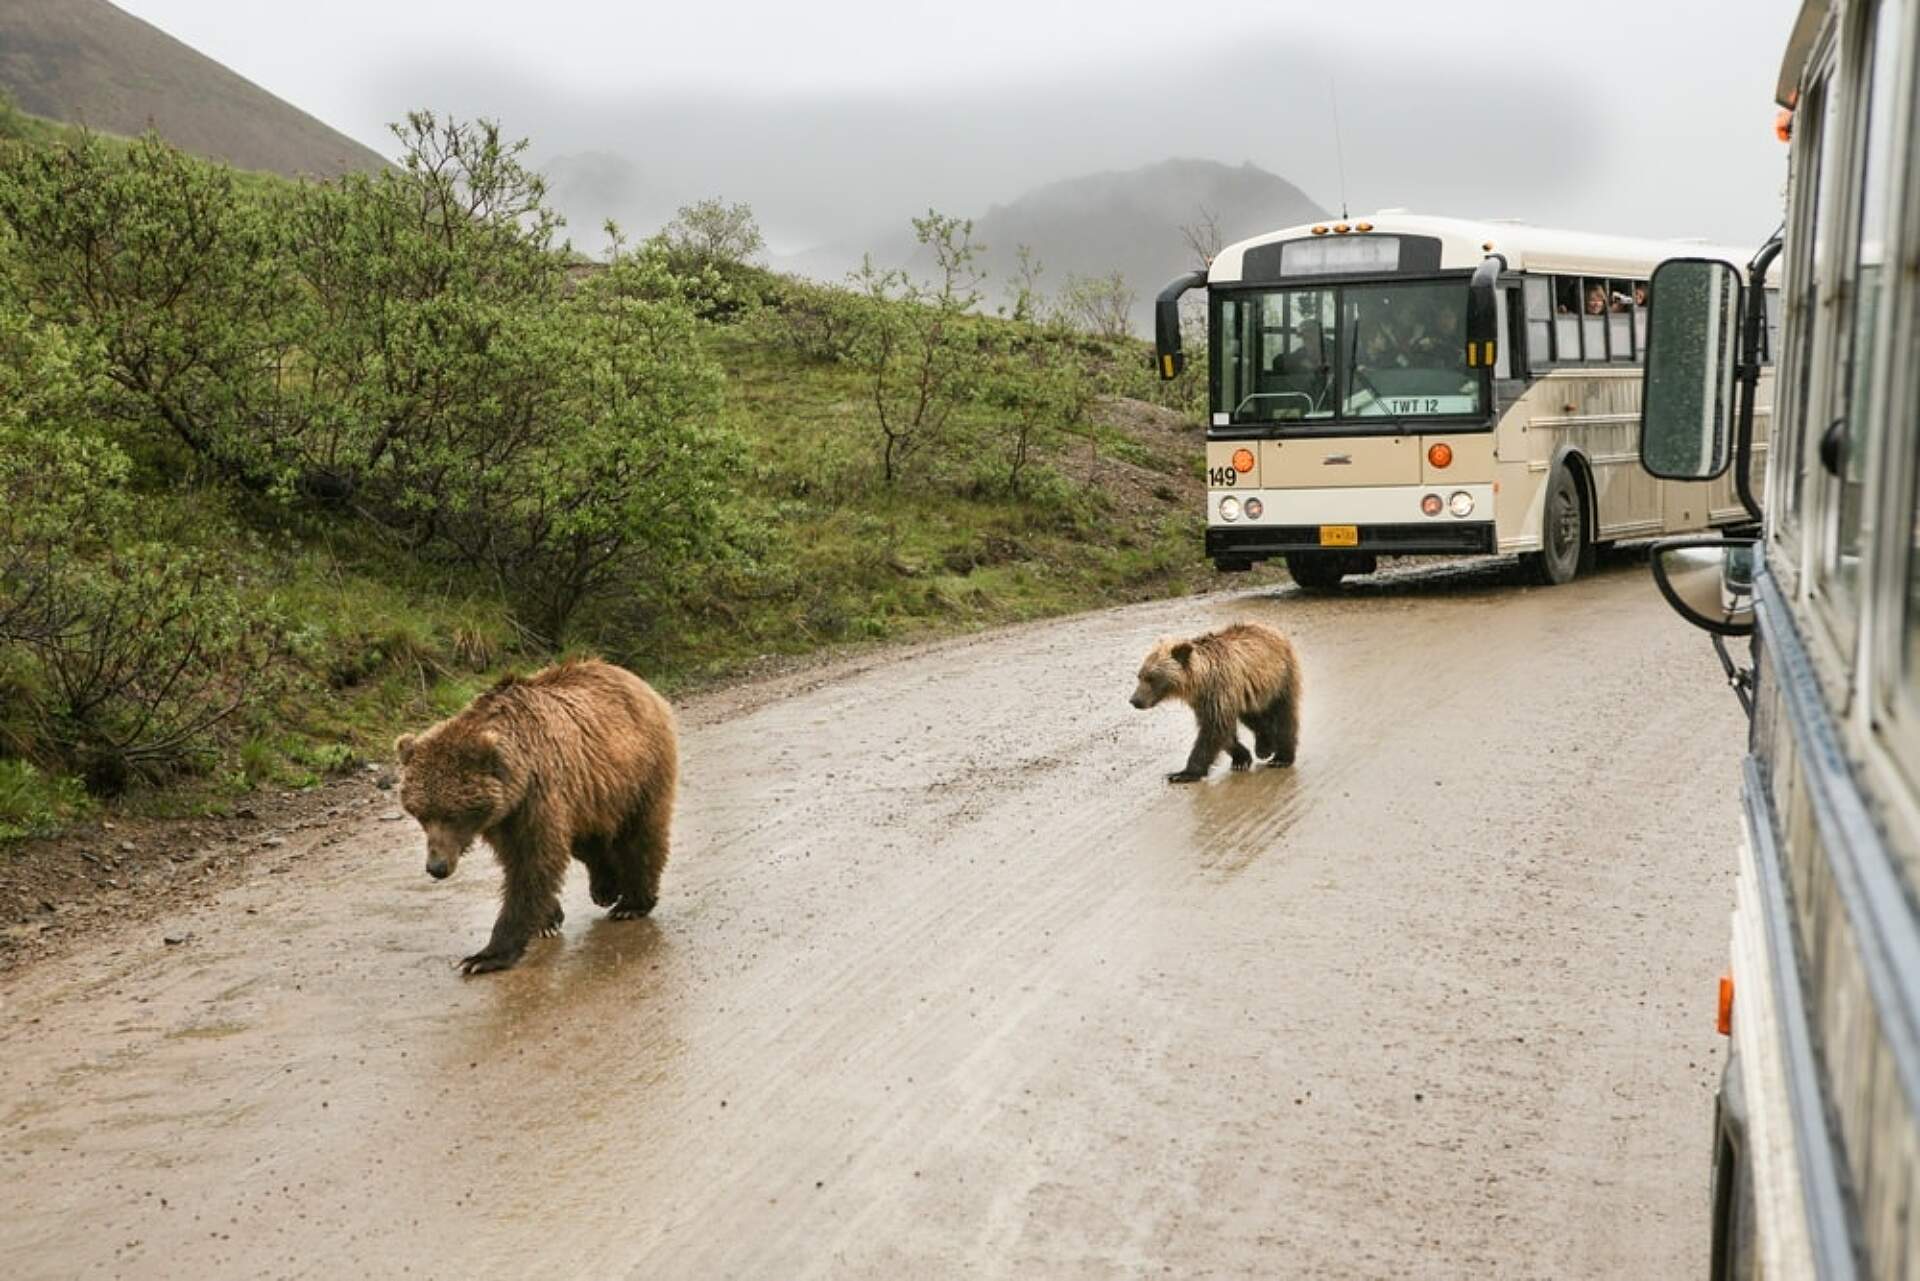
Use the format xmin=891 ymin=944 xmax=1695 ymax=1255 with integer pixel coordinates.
xmin=118 ymin=0 xmax=1799 ymax=264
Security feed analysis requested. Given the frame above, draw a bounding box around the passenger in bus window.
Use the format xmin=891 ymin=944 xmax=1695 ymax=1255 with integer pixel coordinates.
xmin=1608 ymin=281 xmax=1632 ymax=313
xmin=1634 ymin=282 xmax=1649 ymax=309
xmin=1585 ymin=283 xmax=1609 ymax=315
xmin=1555 ymin=277 xmax=1579 ymax=314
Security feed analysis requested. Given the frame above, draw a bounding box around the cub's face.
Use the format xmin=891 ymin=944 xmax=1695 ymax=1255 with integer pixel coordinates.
xmin=395 ymin=730 xmax=508 ymax=881
xmin=1130 ymin=640 xmax=1193 ymax=709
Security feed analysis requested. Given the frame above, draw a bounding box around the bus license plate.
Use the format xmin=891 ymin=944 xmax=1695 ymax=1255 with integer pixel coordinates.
xmin=1319 ymin=525 xmax=1359 ymax=547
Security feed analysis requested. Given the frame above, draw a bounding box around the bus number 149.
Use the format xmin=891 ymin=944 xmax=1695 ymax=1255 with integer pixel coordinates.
xmin=1207 ymin=466 xmax=1239 ymax=487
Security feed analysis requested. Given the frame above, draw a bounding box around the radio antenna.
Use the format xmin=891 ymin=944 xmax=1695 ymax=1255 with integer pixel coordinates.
xmin=1330 ymin=79 xmax=1351 ymax=220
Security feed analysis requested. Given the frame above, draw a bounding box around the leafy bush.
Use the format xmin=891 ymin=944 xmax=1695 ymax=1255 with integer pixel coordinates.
xmin=0 ymin=760 xmax=90 ymax=840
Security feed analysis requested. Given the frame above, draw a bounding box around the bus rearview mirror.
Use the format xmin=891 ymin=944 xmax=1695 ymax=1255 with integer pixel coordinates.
xmin=1640 ymin=258 xmax=1743 ymax=481
xmin=1466 ymin=256 xmax=1500 ymax=367
xmin=1649 ymin=536 xmax=1756 ymax=636
xmin=1154 ymin=270 xmax=1207 ymax=382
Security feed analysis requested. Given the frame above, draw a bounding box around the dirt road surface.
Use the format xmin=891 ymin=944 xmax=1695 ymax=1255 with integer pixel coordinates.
xmin=0 ymin=558 xmax=1744 ymax=1279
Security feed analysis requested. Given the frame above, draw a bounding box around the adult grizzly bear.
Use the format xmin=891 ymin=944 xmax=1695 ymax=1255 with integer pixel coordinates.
xmin=395 ymin=658 xmax=678 ymax=974
xmin=1130 ymin=621 xmax=1302 ymax=783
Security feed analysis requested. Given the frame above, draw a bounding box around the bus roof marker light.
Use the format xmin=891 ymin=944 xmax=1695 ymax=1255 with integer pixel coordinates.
xmin=1231 ymin=448 xmax=1255 ymax=473
xmin=1355 ymin=221 xmax=1373 ymax=233
xmin=1427 ymin=443 xmax=1452 ymax=469
xmin=1333 ymin=223 xmax=1350 ymax=234
xmin=1311 ymin=225 xmax=1329 ymax=235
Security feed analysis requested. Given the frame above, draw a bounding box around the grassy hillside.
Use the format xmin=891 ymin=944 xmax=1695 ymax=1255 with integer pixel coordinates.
xmin=0 ymin=114 xmax=1262 ymax=842
xmin=0 ymin=0 xmax=388 ymax=177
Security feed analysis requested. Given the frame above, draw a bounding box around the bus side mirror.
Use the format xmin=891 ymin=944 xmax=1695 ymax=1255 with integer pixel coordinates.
xmin=1465 ymin=255 xmax=1501 ymax=368
xmin=1640 ymin=257 xmax=1743 ymax=480
xmin=1650 ymin=536 xmax=1756 ymax=636
xmin=1154 ymin=270 xmax=1207 ymax=381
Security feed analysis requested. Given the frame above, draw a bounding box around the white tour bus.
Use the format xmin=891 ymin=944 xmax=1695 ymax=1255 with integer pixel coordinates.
xmin=1154 ymin=214 xmax=1778 ymax=590
xmin=1635 ymin=0 xmax=1920 ymax=1276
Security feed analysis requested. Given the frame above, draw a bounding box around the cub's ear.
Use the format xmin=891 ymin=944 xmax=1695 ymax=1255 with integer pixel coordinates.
xmin=394 ymin=734 xmax=417 ymax=764
xmin=472 ymin=730 xmax=504 ymax=769
xmin=1171 ymin=642 xmax=1194 ymax=667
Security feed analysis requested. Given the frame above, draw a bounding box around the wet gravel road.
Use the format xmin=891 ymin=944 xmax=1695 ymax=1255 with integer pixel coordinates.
xmin=0 ymin=558 xmax=1745 ymax=1278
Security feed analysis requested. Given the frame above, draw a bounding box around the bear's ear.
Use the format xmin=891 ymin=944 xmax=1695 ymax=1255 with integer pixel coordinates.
xmin=472 ymin=730 xmax=503 ymax=769
xmin=395 ymin=734 xmax=417 ymax=764
xmin=1171 ymin=642 xmax=1194 ymax=667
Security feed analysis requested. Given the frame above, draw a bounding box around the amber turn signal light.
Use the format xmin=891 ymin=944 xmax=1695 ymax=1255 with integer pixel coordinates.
xmin=1717 ymin=974 xmax=1734 ymax=1036
xmin=1427 ymin=443 xmax=1453 ymax=469
xmin=1231 ymin=448 xmax=1255 ymax=474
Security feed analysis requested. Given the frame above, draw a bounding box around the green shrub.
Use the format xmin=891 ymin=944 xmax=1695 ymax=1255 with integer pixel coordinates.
xmin=0 ymin=760 xmax=90 ymax=840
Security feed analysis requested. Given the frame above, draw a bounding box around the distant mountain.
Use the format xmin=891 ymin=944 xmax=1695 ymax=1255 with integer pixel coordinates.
xmin=780 ymin=158 xmax=1323 ymax=332
xmin=0 ymin=0 xmax=387 ymax=177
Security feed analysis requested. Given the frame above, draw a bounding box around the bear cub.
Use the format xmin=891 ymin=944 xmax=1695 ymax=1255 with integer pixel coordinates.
xmin=1131 ymin=621 xmax=1303 ymax=783
xmin=396 ymin=657 xmax=678 ymax=974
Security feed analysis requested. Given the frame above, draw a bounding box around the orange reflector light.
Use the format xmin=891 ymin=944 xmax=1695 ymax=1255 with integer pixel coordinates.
xmin=1775 ymin=108 xmax=1794 ymax=143
xmin=1355 ymin=221 xmax=1373 ymax=232
xmin=1717 ymin=974 xmax=1734 ymax=1036
xmin=1231 ymin=448 xmax=1255 ymax=474
xmin=1427 ymin=443 xmax=1453 ymax=469
xmin=1420 ymin=493 xmax=1443 ymax=517
xmin=1311 ymin=224 xmax=1329 ymax=235
xmin=1333 ymin=222 xmax=1351 ymax=234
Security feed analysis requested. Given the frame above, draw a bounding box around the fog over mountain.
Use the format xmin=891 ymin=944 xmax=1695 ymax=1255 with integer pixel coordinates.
xmin=781 ymin=158 xmax=1324 ymax=330
xmin=360 ymin=34 xmax=1608 ymax=265
xmin=102 ymin=0 xmax=1798 ymax=293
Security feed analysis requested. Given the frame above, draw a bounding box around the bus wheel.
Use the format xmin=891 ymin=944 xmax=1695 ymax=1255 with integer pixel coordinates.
xmin=1526 ymin=464 xmax=1589 ymax=585
xmin=1285 ymin=552 xmax=1348 ymax=593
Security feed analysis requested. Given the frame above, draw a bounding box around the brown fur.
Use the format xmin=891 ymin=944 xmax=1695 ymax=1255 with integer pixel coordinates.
xmin=1130 ymin=622 xmax=1302 ymax=782
xmin=395 ymin=657 xmax=678 ymax=974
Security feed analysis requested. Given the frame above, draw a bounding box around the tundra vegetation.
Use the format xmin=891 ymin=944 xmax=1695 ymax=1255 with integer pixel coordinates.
xmin=0 ymin=98 xmax=1235 ymax=840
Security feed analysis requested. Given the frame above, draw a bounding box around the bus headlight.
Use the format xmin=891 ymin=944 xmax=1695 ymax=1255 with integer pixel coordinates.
xmin=1219 ymin=495 xmax=1241 ymax=522
xmin=1449 ymin=491 xmax=1474 ymax=518
xmin=1421 ymin=493 xmax=1443 ymax=517
xmin=1243 ymin=497 xmax=1264 ymax=520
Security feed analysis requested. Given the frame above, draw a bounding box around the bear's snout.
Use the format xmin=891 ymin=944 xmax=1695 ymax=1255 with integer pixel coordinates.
xmin=1129 ymin=694 xmax=1146 ymax=709
xmin=425 ymin=859 xmax=452 ymax=880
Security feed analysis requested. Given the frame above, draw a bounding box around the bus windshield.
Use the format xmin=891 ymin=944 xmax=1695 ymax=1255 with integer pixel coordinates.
xmin=1215 ymin=280 xmax=1485 ymax=428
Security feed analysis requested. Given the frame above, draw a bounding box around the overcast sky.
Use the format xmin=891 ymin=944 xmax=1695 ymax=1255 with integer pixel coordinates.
xmin=116 ymin=0 xmax=1800 ymax=255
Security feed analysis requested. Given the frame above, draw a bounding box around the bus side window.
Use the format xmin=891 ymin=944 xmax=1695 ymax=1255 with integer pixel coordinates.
xmin=1606 ymin=278 xmax=1633 ymax=361
xmin=1554 ymin=276 xmax=1582 ymax=360
xmin=1633 ymin=283 xmax=1650 ymax=358
xmin=1762 ymin=288 xmax=1780 ymax=365
xmin=1581 ymin=277 xmax=1608 ymax=361
xmin=1524 ymin=277 xmax=1553 ymax=365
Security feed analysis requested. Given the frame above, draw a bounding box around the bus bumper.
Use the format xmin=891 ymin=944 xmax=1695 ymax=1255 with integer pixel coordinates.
xmin=1205 ymin=521 xmax=1496 ymax=560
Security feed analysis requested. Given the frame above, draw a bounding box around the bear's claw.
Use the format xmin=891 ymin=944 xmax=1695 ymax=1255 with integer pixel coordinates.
xmin=459 ymin=948 xmax=522 ymax=975
xmin=1166 ymin=769 xmax=1205 ymax=784
xmin=609 ymin=895 xmax=656 ymax=920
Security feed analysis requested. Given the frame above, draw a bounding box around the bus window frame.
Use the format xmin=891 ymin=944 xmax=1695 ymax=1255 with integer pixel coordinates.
xmin=1522 ymin=272 xmax=1648 ymax=368
xmin=1866 ymin=2 xmax=1920 ymax=831
xmin=1807 ymin=0 xmax=1901 ymax=693
xmin=1769 ymin=49 xmax=1841 ymax=602
xmin=1205 ymin=271 xmax=1494 ymax=437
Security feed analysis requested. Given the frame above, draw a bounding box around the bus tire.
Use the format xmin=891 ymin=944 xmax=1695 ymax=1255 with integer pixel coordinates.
xmin=1285 ymin=552 xmax=1348 ymax=593
xmin=1525 ymin=462 xmax=1589 ymax=585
